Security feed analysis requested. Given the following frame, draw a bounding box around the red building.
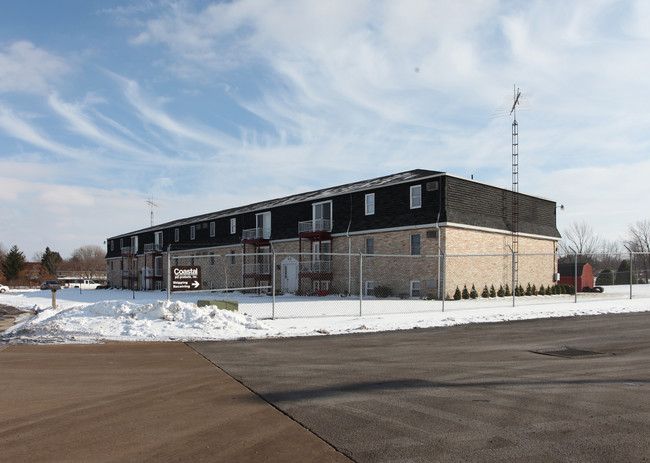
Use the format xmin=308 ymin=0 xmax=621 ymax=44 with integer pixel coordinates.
xmin=558 ymin=262 xmax=595 ymax=292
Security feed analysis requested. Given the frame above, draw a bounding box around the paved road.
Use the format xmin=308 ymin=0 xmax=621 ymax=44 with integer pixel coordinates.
xmin=0 ymin=342 xmax=350 ymax=462
xmin=191 ymin=312 xmax=650 ymax=462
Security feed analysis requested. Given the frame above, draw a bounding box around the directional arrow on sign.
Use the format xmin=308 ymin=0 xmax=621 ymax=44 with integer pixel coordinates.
xmin=192 ymin=281 xmax=200 ymax=289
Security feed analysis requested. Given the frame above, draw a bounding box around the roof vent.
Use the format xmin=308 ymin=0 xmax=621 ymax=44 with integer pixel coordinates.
xmin=426 ymin=181 xmax=439 ymax=191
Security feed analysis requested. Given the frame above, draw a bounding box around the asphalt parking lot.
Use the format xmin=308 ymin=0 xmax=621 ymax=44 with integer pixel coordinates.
xmin=191 ymin=312 xmax=650 ymax=462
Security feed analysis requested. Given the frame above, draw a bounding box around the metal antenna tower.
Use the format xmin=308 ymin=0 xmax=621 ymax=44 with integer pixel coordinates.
xmin=146 ymin=196 xmax=159 ymax=227
xmin=510 ymin=85 xmax=521 ymax=290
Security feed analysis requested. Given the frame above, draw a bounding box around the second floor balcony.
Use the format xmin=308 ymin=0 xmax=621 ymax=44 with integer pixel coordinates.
xmin=298 ymin=219 xmax=332 ymax=235
xmin=242 ymin=227 xmax=271 ymax=241
xmin=144 ymin=243 xmax=163 ymax=252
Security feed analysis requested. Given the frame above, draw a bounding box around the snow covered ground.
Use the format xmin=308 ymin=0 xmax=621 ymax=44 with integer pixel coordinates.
xmin=1 ymin=285 xmax=649 ymax=344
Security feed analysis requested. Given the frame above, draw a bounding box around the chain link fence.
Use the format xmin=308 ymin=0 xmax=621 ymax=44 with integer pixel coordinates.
xmin=163 ymin=250 xmax=650 ymax=319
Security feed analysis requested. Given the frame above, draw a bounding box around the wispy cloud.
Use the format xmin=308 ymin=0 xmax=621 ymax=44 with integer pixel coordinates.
xmin=0 ymin=41 xmax=70 ymax=94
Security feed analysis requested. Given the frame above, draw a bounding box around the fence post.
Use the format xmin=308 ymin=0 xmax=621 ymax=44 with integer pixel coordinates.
xmin=624 ymin=246 xmax=633 ymax=299
xmin=574 ymin=250 xmax=578 ymax=303
xmin=438 ymin=246 xmax=445 ymax=313
xmin=272 ymin=250 xmax=276 ymax=319
xmin=359 ymin=252 xmax=363 ymax=317
xmin=166 ymin=245 xmax=171 ymax=302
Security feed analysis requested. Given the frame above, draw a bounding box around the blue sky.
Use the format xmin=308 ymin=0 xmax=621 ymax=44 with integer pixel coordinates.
xmin=1 ymin=0 xmax=649 ymax=259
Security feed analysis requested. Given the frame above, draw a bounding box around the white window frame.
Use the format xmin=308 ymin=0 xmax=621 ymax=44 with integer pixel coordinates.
xmin=174 ymin=228 xmax=179 ymax=243
xmin=410 ymin=185 xmax=422 ymax=209
xmin=110 ymin=240 xmax=114 ymax=252
xmin=410 ymin=280 xmax=421 ymax=298
xmin=365 ymin=280 xmax=374 ymax=297
xmin=410 ymin=233 xmax=421 ymax=256
xmin=365 ymin=237 xmax=374 ymax=257
xmin=130 ymin=236 xmax=138 ymax=253
xmin=190 ymin=225 xmax=196 ymax=240
xmin=210 ymin=222 xmax=215 ymax=237
xmin=365 ymin=193 xmax=375 ymax=215
xmin=312 ymin=200 xmax=332 ymax=231
xmin=256 ymin=212 xmax=271 ymax=239
xmin=230 ymin=218 xmax=236 ymax=234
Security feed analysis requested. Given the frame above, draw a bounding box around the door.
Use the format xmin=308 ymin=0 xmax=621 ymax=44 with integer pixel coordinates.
xmin=281 ymin=257 xmax=299 ymax=293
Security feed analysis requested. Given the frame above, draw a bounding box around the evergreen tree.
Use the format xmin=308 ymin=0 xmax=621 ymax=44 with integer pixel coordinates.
xmin=481 ymin=285 xmax=489 ymax=298
xmin=615 ymin=260 xmax=637 ymax=285
xmin=497 ymin=285 xmax=505 ymax=297
xmin=470 ymin=284 xmax=478 ymax=299
xmin=596 ymin=269 xmax=615 ymax=286
xmin=462 ymin=285 xmax=469 ymax=299
xmin=41 ymin=247 xmax=63 ymax=277
xmin=489 ymin=284 xmax=497 ymax=298
xmin=453 ymin=286 xmax=461 ymax=300
xmin=1 ymin=245 xmax=26 ymax=282
xmin=504 ymin=283 xmax=511 ymax=297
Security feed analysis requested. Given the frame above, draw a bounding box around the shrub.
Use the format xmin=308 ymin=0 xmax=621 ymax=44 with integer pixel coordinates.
xmin=374 ymin=285 xmax=393 ymax=298
xmin=545 ymin=285 xmax=551 ymax=295
xmin=504 ymin=284 xmax=511 ymax=297
xmin=490 ymin=284 xmax=496 ymax=298
xmin=538 ymin=284 xmax=545 ymax=295
xmin=453 ymin=286 xmax=461 ymax=300
xmin=481 ymin=285 xmax=489 ymax=298
xmin=497 ymin=285 xmax=505 ymax=297
xmin=462 ymin=285 xmax=470 ymax=299
xmin=470 ymin=284 xmax=478 ymax=299
xmin=596 ymin=268 xmax=615 ymax=286
xmin=525 ymin=283 xmax=533 ymax=296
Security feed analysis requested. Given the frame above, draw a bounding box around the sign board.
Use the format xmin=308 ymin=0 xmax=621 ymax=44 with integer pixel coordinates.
xmin=171 ymin=266 xmax=202 ymax=291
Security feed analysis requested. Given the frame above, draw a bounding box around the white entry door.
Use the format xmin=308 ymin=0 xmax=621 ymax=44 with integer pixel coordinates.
xmin=281 ymin=257 xmax=299 ymax=293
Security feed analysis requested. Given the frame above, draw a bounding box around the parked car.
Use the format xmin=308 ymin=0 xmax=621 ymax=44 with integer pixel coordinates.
xmin=0 ymin=284 xmax=8 ymax=293
xmin=40 ymin=281 xmax=61 ymax=291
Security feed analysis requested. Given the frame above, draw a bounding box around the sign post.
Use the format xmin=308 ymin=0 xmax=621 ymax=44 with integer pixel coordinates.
xmin=171 ymin=266 xmax=202 ymax=291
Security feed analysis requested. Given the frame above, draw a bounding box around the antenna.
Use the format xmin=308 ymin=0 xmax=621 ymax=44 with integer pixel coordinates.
xmin=146 ymin=196 xmax=159 ymax=227
xmin=511 ymin=85 xmax=521 ymax=290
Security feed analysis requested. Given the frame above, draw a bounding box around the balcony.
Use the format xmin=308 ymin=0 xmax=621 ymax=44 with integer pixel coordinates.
xmin=298 ymin=219 xmax=332 ymax=234
xmin=121 ymin=246 xmax=132 ymax=255
xmin=144 ymin=243 xmax=163 ymax=252
xmin=243 ymin=262 xmax=271 ymax=275
xmin=299 ymin=260 xmax=332 ymax=274
xmin=242 ymin=227 xmax=271 ymax=241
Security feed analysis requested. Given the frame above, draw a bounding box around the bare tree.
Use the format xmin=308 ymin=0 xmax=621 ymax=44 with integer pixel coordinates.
xmin=67 ymin=245 xmax=106 ymax=275
xmin=593 ymin=239 xmax=623 ymax=273
xmin=626 ymin=220 xmax=650 ymax=283
xmin=558 ymin=221 xmax=601 ymax=262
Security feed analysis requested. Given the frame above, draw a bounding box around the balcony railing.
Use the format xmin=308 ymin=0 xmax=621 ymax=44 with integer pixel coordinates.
xmin=243 ymin=262 xmax=271 ymax=275
xmin=121 ymin=247 xmax=132 ymax=255
xmin=298 ymin=219 xmax=332 ymax=234
xmin=242 ymin=227 xmax=271 ymax=241
xmin=144 ymin=243 xmax=163 ymax=252
xmin=300 ymin=260 xmax=332 ymax=273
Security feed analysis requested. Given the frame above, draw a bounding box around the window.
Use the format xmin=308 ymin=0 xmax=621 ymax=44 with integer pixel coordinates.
xmin=312 ymin=201 xmax=332 ymax=231
xmin=174 ymin=228 xmax=179 ymax=242
xmin=230 ymin=218 xmax=236 ymax=234
xmin=154 ymin=231 xmax=163 ymax=250
xmin=365 ymin=237 xmax=374 ymax=256
xmin=426 ymin=230 xmax=438 ymax=239
xmin=190 ymin=225 xmax=196 ymax=240
xmin=410 ymin=185 xmax=422 ymax=209
xmin=154 ymin=256 xmax=162 ymax=277
xmin=410 ymin=233 xmax=421 ymax=255
xmin=410 ymin=281 xmax=421 ymax=298
xmin=110 ymin=240 xmax=114 ymax=252
xmin=365 ymin=193 xmax=375 ymax=215
xmin=256 ymin=212 xmax=271 ymax=239
xmin=365 ymin=281 xmax=374 ymax=297
xmin=210 ymin=222 xmax=215 ymax=237
xmin=130 ymin=236 xmax=138 ymax=253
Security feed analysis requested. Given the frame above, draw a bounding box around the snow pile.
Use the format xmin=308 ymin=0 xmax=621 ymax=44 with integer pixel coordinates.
xmin=3 ymin=300 xmax=269 ymax=343
xmin=1 ymin=286 xmax=649 ymax=344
